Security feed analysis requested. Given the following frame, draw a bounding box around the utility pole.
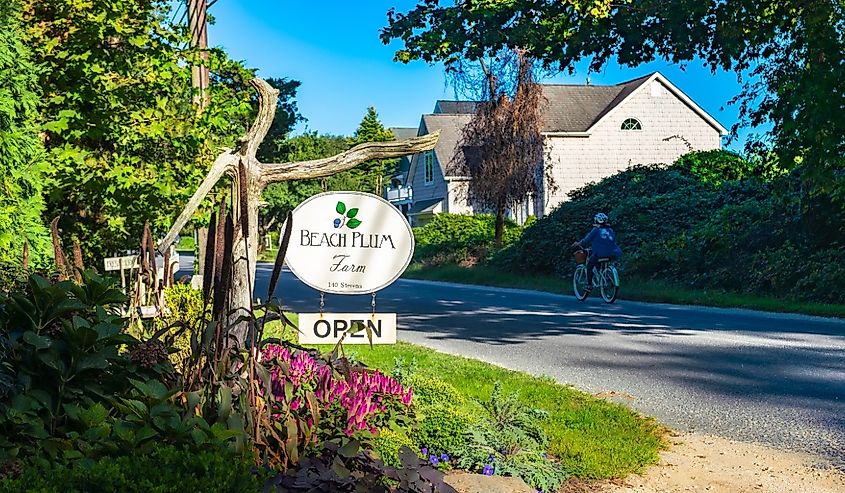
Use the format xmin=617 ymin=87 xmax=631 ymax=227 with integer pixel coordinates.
xmin=187 ymin=0 xmax=210 ymax=108
xmin=187 ymin=0 xmax=211 ymax=276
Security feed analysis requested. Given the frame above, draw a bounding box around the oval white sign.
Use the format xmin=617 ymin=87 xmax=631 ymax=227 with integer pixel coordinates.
xmin=284 ymin=191 xmax=415 ymax=295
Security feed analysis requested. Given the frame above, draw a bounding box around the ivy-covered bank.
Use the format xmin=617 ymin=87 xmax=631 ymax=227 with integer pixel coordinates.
xmin=410 ymin=150 xmax=845 ymax=310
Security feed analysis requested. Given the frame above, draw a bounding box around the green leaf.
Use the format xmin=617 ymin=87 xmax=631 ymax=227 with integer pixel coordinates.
xmin=346 ymin=208 xmax=359 ymax=218
xmin=135 ymin=426 xmax=158 ymax=443
xmin=336 ymin=201 xmax=346 ymax=214
xmin=338 ymin=439 xmax=360 ymax=458
xmin=23 ymin=332 xmax=51 ymax=349
xmin=347 ymin=218 xmax=362 ymax=229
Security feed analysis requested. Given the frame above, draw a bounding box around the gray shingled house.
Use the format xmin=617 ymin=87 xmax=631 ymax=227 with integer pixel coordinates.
xmin=385 ymin=72 xmax=726 ymax=225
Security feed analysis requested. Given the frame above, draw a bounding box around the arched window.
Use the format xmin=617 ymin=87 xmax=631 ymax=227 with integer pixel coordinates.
xmin=621 ymin=118 xmax=642 ymax=131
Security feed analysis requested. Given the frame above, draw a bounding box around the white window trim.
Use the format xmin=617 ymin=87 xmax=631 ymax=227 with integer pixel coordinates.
xmin=423 ymin=152 xmax=435 ymax=185
xmin=621 ymin=118 xmax=643 ymax=131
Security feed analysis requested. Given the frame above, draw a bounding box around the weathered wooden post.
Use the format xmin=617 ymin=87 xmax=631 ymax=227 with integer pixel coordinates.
xmin=157 ymin=78 xmax=438 ymax=345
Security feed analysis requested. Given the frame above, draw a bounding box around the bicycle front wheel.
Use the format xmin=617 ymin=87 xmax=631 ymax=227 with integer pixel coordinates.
xmin=573 ymin=265 xmax=589 ymax=301
xmin=600 ymin=266 xmax=619 ymax=304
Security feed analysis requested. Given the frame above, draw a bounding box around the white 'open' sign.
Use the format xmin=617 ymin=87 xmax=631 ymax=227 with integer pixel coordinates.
xmin=298 ymin=313 xmax=397 ymax=344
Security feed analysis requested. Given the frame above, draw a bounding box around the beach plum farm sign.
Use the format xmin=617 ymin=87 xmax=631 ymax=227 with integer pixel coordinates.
xmin=285 ymin=191 xmax=414 ymax=295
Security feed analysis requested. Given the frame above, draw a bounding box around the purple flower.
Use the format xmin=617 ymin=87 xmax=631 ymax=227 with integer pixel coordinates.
xmin=421 ymin=447 xmax=428 ymax=456
xmin=482 ymin=464 xmax=494 ymax=476
xmin=429 ymin=454 xmax=439 ymax=465
xmin=440 ymin=453 xmax=449 ymax=462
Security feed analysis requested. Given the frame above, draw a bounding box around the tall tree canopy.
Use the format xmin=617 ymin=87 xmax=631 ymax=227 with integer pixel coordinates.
xmin=343 ymin=106 xmax=397 ymax=195
xmin=383 ymin=0 xmax=845 ymax=200
xmin=0 ymin=2 xmax=50 ymax=272
xmin=20 ymin=0 xmax=264 ymax=258
xmin=259 ymin=107 xmax=396 ymax=241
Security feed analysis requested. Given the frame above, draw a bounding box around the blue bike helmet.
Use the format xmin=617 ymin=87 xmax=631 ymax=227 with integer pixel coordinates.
xmin=593 ymin=212 xmax=609 ymax=225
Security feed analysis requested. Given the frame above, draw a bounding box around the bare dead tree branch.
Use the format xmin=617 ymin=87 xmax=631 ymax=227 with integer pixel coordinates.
xmin=258 ymin=132 xmax=440 ymax=184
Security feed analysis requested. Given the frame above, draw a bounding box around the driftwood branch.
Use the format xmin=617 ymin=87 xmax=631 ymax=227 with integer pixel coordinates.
xmin=240 ymin=79 xmax=279 ymax=159
xmin=258 ymin=131 xmax=440 ymax=184
xmin=158 ymin=152 xmax=237 ymax=254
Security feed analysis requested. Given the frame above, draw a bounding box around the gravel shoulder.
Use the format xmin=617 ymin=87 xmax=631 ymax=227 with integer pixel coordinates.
xmin=590 ymin=432 xmax=845 ymax=493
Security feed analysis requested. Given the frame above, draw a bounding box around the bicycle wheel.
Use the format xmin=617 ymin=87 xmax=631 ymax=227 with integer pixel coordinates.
xmin=599 ymin=266 xmax=619 ymax=303
xmin=573 ymin=264 xmax=589 ymax=301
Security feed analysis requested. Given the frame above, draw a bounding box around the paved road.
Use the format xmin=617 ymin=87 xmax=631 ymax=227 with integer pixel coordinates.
xmin=181 ymin=256 xmax=845 ymax=466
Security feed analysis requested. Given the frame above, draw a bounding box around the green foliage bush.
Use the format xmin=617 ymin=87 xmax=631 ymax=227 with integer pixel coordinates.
xmin=411 ymin=404 xmax=474 ymax=455
xmin=404 ymin=374 xmax=465 ymax=408
xmin=373 ymin=428 xmax=417 ymax=467
xmin=453 ymin=382 xmax=568 ymax=492
xmin=414 ymin=214 xmax=522 ymax=265
xmin=0 ymin=272 xmax=235 ymax=465
xmin=496 ymin=152 xmax=845 ymax=303
xmin=0 ymin=3 xmax=50 ymax=272
xmin=161 ymin=283 xmax=205 ymax=359
xmin=0 ymin=445 xmax=262 ymax=492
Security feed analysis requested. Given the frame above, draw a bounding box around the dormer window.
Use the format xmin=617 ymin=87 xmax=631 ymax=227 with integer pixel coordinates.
xmin=621 ymin=118 xmax=642 ymax=131
xmin=424 ymin=152 xmax=434 ymax=184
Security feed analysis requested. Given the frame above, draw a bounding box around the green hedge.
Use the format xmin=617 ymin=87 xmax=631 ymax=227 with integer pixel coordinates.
xmin=495 ymin=151 xmax=845 ymax=303
xmin=414 ymin=213 xmax=523 ymax=265
xmin=0 ymin=445 xmax=262 ymax=492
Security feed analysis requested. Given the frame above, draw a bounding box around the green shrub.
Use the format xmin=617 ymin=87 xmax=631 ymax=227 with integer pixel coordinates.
xmin=404 ymin=374 xmax=465 ymax=408
xmin=494 ymin=153 xmax=845 ymax=304
xmin=411 ymin=404 xmax=474 ymax=455
xmin=161 ymin=283 xmax=205 ymax=359
xmin=453 ymin=382 xmax=568 ymax=492
xmin=674 ymin=149 xmax=758 ymax=185
xmin=413 ymin=213 xmax=522 ymax=265
xmin=0 ymin=445 xmax=262 ymax=492
xmin=0 ymin=272 xmax=237 ymax=465
xmin=372 ymin=428 xmax=416 ymax=467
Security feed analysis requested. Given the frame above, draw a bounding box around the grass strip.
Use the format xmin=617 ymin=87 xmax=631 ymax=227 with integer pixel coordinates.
xmin=264 ymin=318 xmax=666 ymax=480
xmin=403 ymin=263 xmax=845 ymax=319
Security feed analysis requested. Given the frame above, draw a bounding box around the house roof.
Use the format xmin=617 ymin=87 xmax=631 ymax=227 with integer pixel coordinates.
xmin=434 ymin=100 xmax=481 ymax=114
xmin=420 ymin=113 xmax=473 ymax=177
xmin=426 ymin=73 xmax=726 ymax=134
xmin=408 ymin=198 xmax=443 ymax=215
xmin=389 ymin=127 xmax=418 ymax=141
xmin=541 ymin=74 xmax=652 ymax=132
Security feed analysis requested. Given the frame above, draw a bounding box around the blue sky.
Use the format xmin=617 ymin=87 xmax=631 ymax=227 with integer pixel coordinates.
xmin=203 ymin=1 xmax=754 ymax=150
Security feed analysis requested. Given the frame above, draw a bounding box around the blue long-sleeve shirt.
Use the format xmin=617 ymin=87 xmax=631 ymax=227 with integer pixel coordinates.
xmin=580 ymin=226 xmax=622 ymax=258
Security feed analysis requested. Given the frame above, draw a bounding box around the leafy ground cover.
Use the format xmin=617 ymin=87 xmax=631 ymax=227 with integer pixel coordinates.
xmin=265 ymin=318 xmax=667 ymax=481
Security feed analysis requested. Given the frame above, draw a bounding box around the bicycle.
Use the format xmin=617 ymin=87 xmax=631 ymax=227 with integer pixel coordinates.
xmin=572 ymin=248 xmax=620 ymax=303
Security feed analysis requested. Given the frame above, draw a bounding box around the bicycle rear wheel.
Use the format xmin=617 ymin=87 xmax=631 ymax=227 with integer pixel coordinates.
xmin=573 ymin=264 xmax=589 ymax=301
xmin=599 ymin=266 xmax=619 ymax=303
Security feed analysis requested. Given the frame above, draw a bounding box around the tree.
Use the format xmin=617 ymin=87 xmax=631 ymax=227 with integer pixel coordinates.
xmin=21 ymin=0 xmax=256 ymax=260
xmin=255 ymin=77 xmax=304 ymax=163
xmin=0 ymin=2 xmax=50 ymax=274
xmin=447 ymin=51 xmax=548 ymax=247
xmin=259 ymin=132 xmax=347 ymax=247
xmin=258 ymin=108 xmax=395 ymax=249
xmin=157 ymin=78 xmax=439 ymax=347
xmin=317 ymin=107 xmax=398 ymax=196
xmin=382 ymin=0 xmax=845 ymax=201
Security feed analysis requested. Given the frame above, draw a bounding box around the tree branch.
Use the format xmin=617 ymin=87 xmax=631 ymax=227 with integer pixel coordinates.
xmin=240 ymin=78 xmax=279 ymax=159
xmin=158 ymin=151 xmax=238 ymax=254
xmin=258 ymin=131 xmax=440 ymax=185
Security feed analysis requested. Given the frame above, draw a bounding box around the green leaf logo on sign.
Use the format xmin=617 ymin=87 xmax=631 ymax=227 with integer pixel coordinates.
xmin=334 ymin=201 xmax=363 ymax=230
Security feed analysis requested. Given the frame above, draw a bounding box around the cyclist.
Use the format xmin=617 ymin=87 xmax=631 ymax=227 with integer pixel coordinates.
xmin=572 ymin=213 xmax=622 ymax=296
